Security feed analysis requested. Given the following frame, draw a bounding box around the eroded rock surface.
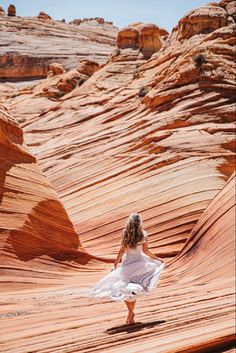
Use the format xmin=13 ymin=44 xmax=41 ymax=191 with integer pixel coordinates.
xmin=0 ymin=1 xmax=235 ymax=352
xmin=117 ymin=22 xmax=163 ymax=58
xmin=0 ymin=15 xmax=118 ymax=79
xmin=0 ymin=104 xmax=106 ymax=291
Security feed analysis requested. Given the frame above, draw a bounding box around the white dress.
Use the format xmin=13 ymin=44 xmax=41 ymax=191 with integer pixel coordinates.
xmin=88 ymin=232 xmax=165 ymax=302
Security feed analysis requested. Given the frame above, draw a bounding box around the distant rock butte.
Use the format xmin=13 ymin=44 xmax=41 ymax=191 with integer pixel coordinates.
xmin=37 ymin=11 xmax=52 ymax=21
xmin=0 ymin=1 xmax=235 ymax=352
xmin=7 ymin=4 xmax=16 ymax=17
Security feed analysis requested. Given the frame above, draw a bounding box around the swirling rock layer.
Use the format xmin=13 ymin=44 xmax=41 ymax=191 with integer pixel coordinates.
xmin=0 ymin=105 xmax=105 ymax=291
xmin=0 ymin=1 xmax=235 ymax=352
xmin=0 ymin=173 xmax=235 ymax=352
xmin=0 ymin=14 xmax=117 ymax=79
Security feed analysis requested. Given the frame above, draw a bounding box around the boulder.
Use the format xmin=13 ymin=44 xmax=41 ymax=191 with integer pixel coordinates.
xmin=77 ymin=60 xmax=99 ymax=77
xmin=117 ymin=23 xmax=163 ymax=58
xmin=35 ymin=69 xmax=88 ymax=98
xmin=117 ymin=26 xmax=140 ymax=49
xmin=7 ymin=4 xmax=16 ymax=16
xmin=178 ymin=4 xmax=228 ymax=39
xmin=47 ymin=63 xmax=65 ymax=77
xmin=38 ymin=11 xmax=52 ymax=20
xmin=139 ymin=24 xmax=162 ymax=58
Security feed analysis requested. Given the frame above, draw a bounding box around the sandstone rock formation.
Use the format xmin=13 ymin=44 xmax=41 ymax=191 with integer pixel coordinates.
xmin=34 ymin=69 xmax=88 ymax=98
xmin=70 ymin=17 xmax=107 ymax=26
xmin=77 ymin=59 xmax=100 ymax=77
xmin=7 ymin=4 xmax=16 ymax=17
xmin=0 ymin=6 xmax=5 ymax=15
xmin=0 ymin=170 xmax=234 ymax=351
xmin=37 ymin=11 xmax=52 ymax=20
xmin=0 ymin=53 xmax=49 ymax=79
xmin=47 ymin=62 xmax=65 ymax=77
xmin=0 ymin=104 xmax=105 ymax=290
xmin=0 ymin=1 xmax=235 ymax=352
xmin=117 ymin=23 xmax=163 ymax=58
xmin=177 ymin=3 xmax=228 ymax=40
xmin=0 ymin=15 xmax=118 ymax=79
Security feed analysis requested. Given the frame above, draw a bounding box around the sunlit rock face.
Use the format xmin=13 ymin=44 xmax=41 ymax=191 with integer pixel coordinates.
xmin=4 ymin=0 xmax=234 ymax=260
xmin=0 ymin=1 xmax=235 ymax=352
xmin=7 ymin=4 xmax=16 ymax=17
xmin=177 ymin=3 xmax=228 ymax=40
xmin=37 ymin=11 xmax=52 ymax=20
xmin=0 ymin=14 xmax=118 ymax=79
xmin=0 ymin=104 xmax=103 ymax=291
xmin=117 ymin=22 xmax=163 ymax=58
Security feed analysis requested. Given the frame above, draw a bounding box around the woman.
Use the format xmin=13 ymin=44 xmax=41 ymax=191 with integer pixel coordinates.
xmin=88 ymin=213 xmax=165 ymax=324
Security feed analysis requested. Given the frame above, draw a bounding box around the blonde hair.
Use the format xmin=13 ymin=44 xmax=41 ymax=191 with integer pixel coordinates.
xmin=122 ymin=213 xmax=145 ymax=248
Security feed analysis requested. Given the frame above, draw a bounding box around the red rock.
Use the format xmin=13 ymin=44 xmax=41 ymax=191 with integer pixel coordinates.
xmin=37 ymin=11 xmax=52 ymax=20
xmin=159 ymin=27 xmax=169 ymax=36
xmin=117 ymin=23 xmax=163 ymax=58
xmin=47 ymin=62 xmax=65 ymax=77
xmin=7 ymin=4 xmax=16 ymax=16
xmin=117 ymin=25 xmax=140 ymax=49
xmin=177 ymin=4 xmax=228 ymax=39
xmin=0 ymin=104 xmax=103 ymax=289
xmin=0 ymin=6 xmax=5 ymax=15
xmin=139 ymin=23 xmax=162 ymax=58
xmin=0 ymin=53 xmax=48 ymax=79
xmin=0 ymin=1 xmax=235 ymax=352
xmin=77 ymin=59 xmax=99 ymax=76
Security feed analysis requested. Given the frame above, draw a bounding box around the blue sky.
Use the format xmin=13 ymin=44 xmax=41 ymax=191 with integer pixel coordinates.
xmin=1 ymin=0 xmax=211 ymax=31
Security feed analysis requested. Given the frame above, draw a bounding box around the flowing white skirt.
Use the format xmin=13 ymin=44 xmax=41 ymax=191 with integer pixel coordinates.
xmin=88 ymin=250 xmax=165 ymax=302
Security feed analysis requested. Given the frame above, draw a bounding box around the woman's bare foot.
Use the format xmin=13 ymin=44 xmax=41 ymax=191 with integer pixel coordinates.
xmin=125 ymin=313 xmax=130 ymax=323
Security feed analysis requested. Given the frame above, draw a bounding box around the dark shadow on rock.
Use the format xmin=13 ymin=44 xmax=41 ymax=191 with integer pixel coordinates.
xmin=5 ymin=199 xmax=93 ymax=265
xmin=1 ymin=110 xmax=94 ymax=266
xmin=105 ymin=319 xmax=166 ymax=334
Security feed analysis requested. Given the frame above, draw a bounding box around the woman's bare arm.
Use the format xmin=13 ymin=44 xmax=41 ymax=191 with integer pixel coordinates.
xmin=142 ymin=239 xmax=163 ymax=262
xmin=114 ymin=244 xmax=126 ymax=268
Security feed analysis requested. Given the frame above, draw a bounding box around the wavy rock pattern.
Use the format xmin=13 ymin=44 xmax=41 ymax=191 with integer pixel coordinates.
xmin=0 ymin=1 xmax=235 ymax=352
xmin=0 ymin=105 xmax=105 ymax=291
xmin=0 ymin=173 xmax=235 ymax=352
xmin=5 ymin=1 xmax=235 ymax=261
xmin=0 ymin=14 xmax=117 ymax=79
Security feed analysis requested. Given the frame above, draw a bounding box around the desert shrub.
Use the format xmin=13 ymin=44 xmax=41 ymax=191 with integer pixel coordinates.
xmin=138 ymin=86 xmax=148 ymax=97
xmin=193 ymin=53 xmax=207 ymax=68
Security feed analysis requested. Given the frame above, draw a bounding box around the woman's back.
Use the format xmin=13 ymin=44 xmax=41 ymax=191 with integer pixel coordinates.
xmin=125 ymin=230 xmax=148 ymax=253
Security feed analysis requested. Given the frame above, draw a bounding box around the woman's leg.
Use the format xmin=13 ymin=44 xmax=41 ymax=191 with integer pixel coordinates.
xmin=129 ymin=300 xmax=136 ymax=323
xmin=131 ymin=300 xmax=136 ymax=311
xmin=124 ymin=300 xmax=136 ymax=324
xmin=124 ymin=300 xmax=133 ymax=314
xmin=124 ymin=300 xmax=134 ymax=323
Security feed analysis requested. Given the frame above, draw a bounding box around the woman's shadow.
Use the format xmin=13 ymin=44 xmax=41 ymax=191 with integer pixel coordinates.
xmin=105 ymin=319 xmax=166 ymax=334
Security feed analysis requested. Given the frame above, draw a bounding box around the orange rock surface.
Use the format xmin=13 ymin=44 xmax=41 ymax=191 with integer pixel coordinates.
xmin=117 ymin=23 xmax=163 ymax=58
xmin=0 ymin=0 xmax=235 ymax=352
